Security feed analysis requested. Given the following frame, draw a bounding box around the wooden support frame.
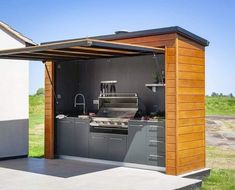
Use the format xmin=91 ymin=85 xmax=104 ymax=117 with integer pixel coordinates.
xmin=44 ymin=60 xmax=55 ymax=159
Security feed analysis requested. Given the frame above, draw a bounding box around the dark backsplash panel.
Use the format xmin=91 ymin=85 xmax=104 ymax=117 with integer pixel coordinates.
xmin=55 ymin=54 xmax=165 ymax=116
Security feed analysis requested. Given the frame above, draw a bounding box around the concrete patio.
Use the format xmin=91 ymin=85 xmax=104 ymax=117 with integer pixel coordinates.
xmin=0 ymin=158 xmax=201 ymax=190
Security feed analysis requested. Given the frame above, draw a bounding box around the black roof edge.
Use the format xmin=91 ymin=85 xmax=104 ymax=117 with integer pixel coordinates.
xmin=41 ymin=26 xmax=209 ymax=47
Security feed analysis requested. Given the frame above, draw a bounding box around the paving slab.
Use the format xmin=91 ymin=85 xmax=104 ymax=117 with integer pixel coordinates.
xmin=0 ymin=158 xmax=201 ymax=190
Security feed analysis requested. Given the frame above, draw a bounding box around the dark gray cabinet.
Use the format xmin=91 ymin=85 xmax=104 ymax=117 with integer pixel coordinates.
xmin=145 ymin=121 xmax=165 ymax=167
xmin=125 ymin=120 xmax=165 ymax=167
xmin=125 ymin=121 xmax=147 ymax=164
xmin=56 ymin=117 xmax=165 ymax=168
xmin=56 ymin=117 xmax=75 ymax=156
xmin=74 ymin=119 xmax=89 ymax=157
xmin=89 ymin=133 xmax=108 ymax=160
xmin=107 ymin=135 xmax=127 ymax=161
xmin=89 ymin=133 xmax=127 ymax=161
xmin=56 ymin=118 xmax=89 ymax=157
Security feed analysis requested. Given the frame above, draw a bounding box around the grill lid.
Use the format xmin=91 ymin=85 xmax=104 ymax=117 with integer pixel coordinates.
xmin=97 ymin=93 xmax=138 ymax=118
xmin=96 ymin=107 xmax=138 ymax=118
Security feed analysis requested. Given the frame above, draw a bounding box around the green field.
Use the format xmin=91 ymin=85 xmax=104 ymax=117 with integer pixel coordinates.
xmin=29 ymin=95 xmax=235 ymax=189
xmin=29 ymin=94 xmax=44 ymax=157
xmin=202 ymin=169 xmax=235 ymax=190
xmin=206 ymin=96 xmax=235 ymax=116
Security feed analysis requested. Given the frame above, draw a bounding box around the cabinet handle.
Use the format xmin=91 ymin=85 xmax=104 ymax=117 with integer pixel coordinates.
xmin=149 ymin=125 xmax=163 ymax=128
xmin=130 ymin=124 xmax=143 ymax=127
xmin=148 ymin=154 xmax=158 ymax=161
xmin=149 ymin=140 xmax=163 ymax=146
xmin=148 ymin=126 xmax=158 ymax=131
xmin=148 ymin=154 xmax=163 ymax=161
xmin=110 ymin=137 xmax=122 ymax=141
xmin=149 ymin=140 xmax=163 ymax=143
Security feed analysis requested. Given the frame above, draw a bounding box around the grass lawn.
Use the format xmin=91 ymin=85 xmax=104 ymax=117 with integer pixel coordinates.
xmin=202 ymin=169 xmax=235 ymax=190
xmin=29 ymin=94 xmax=44 ymax=157
xmin=206 ymin=96 xmax=235 ymax=116
xmin=201 ymin=146 xmax=235 ymax=189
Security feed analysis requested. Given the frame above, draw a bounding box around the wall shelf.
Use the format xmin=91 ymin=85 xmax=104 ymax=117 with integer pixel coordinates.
xmin=145 ymin=83 xmax=165 ymax=92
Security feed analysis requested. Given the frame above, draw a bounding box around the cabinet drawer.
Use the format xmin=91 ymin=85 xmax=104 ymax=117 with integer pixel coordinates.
xmin=147 ymin=154 xmax=165 ymax=167
xmin=146 ymin=125 xmax=165 ymax=138
xmin=147 ymin=139 xmax=165 ymax=154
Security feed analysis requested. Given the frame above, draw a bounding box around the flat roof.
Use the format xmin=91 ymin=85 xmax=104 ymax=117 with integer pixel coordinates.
xmin=0 ymin=39 xmax=164 ymax=61
xmin=42 ymin=26 xmax=209 ymax=47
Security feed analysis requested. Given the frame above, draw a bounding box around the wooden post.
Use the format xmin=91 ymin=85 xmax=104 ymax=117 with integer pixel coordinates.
xmin=44 ymin=60 xmax=55 ymax=159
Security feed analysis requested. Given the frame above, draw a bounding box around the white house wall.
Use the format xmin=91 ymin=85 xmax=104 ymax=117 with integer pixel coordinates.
xmin=0 ymin=28 xmax=28 ymax=158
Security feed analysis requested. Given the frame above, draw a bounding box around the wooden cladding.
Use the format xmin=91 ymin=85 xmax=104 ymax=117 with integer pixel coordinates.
xmin=44 ymin=61 xmax=55 ymax=159
xmin=176 ymin=35 xmax=205 ymax=174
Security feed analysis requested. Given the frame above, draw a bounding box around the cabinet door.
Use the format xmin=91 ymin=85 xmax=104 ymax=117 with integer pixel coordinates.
xmin=56 ymin=118 xmax=75 ymax=156
xmin=89 ymin=133 xmax=108 ymax=160
xmin=74 ymin=120 xmax=89 ymax=157
xmin=108 ymin=135 xmax=127 ymax=162
xmin=125 ymin=121 xmax=146 ymax=164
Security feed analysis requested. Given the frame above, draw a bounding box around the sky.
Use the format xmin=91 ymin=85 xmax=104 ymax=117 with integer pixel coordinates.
xmin=0 ymin=0 xmax=234 ymax=95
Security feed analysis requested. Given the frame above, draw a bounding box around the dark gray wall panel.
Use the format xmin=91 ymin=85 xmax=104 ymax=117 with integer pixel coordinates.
xmin=55 ymin=54 xmax=165 ymax=115
xmin=0 ymin=119 xmax=28 ymax=158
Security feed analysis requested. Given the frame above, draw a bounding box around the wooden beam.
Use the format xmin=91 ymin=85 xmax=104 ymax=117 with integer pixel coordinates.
xmin=28 ymin=52 xmax=90 ymax=59
xmin=46 ymin=49 xmax=115 ymax=57
xmin=66 ymin=46 xmax=140 ymax=55
xmin=44 ymin=60 xmax=55 ymax=159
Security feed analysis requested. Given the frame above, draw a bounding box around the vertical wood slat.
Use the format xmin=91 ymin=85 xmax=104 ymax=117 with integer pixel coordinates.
xmin=44 ymin=60 xmax=54 ymax=159
xmin=175 ymin=37 xmax=179 ymax=175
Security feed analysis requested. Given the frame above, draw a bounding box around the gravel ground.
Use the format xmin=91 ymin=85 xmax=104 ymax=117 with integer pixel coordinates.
xmin=206 ymin=116 xmax=235 ymax=169
xmin=206 ymin=116 xmax=235 ymax=150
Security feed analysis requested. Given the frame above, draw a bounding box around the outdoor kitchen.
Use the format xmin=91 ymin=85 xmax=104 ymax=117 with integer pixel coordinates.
xmin=55 ymin=54 xmax=166 ymax=170
xmin=0 ymin=26 xmax=209 ymax=175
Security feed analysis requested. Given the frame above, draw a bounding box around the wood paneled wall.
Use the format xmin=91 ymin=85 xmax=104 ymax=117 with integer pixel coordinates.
xmin=176 ymin=35 xmax=205 ymax=174
xmin=44 ymin=60 xmax=55 ymax=159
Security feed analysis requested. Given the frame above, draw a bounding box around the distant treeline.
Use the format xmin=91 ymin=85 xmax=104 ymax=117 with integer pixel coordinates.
xmin=33 ymin=88 xmax=234 ymax=98
xmin=207 ymin=92 xmax=234 ymax=98
xmin=33 ymin=88 xmax=44 ymax=96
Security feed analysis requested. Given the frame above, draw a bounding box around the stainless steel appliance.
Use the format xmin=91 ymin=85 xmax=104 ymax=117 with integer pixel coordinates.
xmin=90 ymin=93 xmax=138 ymax=134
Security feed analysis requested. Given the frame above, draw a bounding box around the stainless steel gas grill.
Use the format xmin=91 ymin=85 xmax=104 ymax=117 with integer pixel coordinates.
xmin=90 ymin=93 xmax=138 ymax=134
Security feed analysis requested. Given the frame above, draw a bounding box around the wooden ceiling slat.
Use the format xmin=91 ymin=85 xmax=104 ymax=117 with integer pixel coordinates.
xmin=13 ymin=53 xmax=88 ymax=61
xmin=46 ymin=49 xmax=115 ymax=57
xmin=5 ymin=54 xmax=53 ymax=61
xmin=0 ymin=38 xmax=165 ymax=61
xmin=0 ymin=55 xmax=44 ymax=61
xmin=65 ymin=46 xmax=140 ymax=55
xmin=28 ymin=52 xmax=90 ymax=59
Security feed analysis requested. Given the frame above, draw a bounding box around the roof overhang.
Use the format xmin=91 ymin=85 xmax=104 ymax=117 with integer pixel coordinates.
xmin=42 ymin=26 xmax=210 ymax=47
xmin=0 ymin=39 xmax=164 ymax=61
